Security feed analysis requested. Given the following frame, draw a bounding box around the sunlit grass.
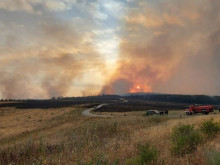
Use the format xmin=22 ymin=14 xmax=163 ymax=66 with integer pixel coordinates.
xmin=0 ymin=105 xmax=220 ymax=164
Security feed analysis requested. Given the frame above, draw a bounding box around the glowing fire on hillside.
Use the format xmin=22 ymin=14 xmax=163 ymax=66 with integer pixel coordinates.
xmin=129 ymin=84 xmax=152 ymax=93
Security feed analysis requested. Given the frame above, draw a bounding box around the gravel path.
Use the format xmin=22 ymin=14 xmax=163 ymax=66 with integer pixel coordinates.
xmin=82 ymin=104 xmax=114 ymax=117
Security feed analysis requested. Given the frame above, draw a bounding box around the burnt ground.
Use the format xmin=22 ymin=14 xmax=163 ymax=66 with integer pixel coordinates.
xmin=94 ymin=100 xmax=220 ymax=112
xmin=0 ymin=95 xmax=120 ymax=109
xmin=1 ymin=94 xmax=220 ymax=111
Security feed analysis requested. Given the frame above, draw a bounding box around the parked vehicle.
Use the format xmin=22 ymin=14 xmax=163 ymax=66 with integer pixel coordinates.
xmin=146 ymin=110 xmax=160 ymax=116
xmin=185 ymin=104 xmax=214 ymax=115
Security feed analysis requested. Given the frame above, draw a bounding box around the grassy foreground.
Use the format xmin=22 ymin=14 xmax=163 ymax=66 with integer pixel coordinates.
xmin=0 ymin=105 xmax=220 ymax=165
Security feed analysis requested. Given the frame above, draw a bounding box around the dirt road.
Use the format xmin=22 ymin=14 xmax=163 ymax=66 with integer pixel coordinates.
xmin=82 ymin=104 xmax=114 ymax=117
xmin=82 ymin=98 xmax=128 ymax=117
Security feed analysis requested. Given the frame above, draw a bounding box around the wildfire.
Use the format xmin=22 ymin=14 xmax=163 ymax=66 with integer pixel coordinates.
xmin=129 ymin=84 xmax=152 ymax=93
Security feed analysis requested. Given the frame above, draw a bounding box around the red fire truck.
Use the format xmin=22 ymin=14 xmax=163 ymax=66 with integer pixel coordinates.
xmin=185 ymin=104 xmax=214 ymax=115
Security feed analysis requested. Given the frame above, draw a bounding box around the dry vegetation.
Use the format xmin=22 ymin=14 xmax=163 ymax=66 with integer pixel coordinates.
xmin=0 ymin=107 xmax=73 ymax=140
xmin=0 ymin=102 xmax=220 ymax=165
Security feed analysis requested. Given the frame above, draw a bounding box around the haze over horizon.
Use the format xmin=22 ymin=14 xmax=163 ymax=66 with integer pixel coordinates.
xmin=1 ymin=0 xmax=220 ymax=99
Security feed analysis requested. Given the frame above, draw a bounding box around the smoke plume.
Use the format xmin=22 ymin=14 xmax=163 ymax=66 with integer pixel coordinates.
xmin=0 ymin=13 xmax=102 ymax=99
xmin=103 ymin=0 xmax=220 ymax=95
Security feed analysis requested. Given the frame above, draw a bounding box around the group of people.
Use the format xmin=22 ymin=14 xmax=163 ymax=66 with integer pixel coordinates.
xmin=159 ymin=110 xmax=168 ymax=115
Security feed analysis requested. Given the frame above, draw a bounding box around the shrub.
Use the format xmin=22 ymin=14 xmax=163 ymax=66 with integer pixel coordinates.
xmin=83 ymin=155 xmax=108 ymax=165
xmin=125 ymin=143 xmax=159 ymax=165
xmin=138 ymin=143 xmax=159 ymax=164
xmin=124 ymin=157 xmax=141 ymax=165
xmin=83 ymin=155 xmax=119 ymax=165
xmin=171 ymin=124 xmax=203 ymax=156
xmin=200 ymin=119 xmax=220 ymax=138
xmin=204 ymin=149 xmax=220 ymax=165
xmin=148 ymin=116 xmax=168 ymax=124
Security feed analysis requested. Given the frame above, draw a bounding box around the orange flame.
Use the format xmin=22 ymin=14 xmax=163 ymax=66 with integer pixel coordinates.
xmin=129 ymin=84 xmax=152 ymax=93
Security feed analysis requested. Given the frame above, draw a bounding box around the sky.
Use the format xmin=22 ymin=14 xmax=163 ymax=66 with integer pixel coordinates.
xmin=0 ymin=0 xmax=220 ymax=99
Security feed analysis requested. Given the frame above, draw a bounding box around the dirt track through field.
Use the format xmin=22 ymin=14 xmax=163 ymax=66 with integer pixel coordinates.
xmin=82 ymin=104 xmax=115 ymax=117
xmin=82 ymin=98 xmax=129 ymax=117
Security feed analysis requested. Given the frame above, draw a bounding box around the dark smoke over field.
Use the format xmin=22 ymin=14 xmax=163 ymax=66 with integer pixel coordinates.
xmin=0 ymin=14 xmax=102 ymax=99
xmin=103 ymin=0 xmax=220 ymax=95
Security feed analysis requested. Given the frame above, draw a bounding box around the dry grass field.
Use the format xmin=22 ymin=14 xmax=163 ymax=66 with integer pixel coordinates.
xmin=0 ymin=101 xmax=220 ymax=165
xmin=0 ymin=107 xmax=73 ymax=140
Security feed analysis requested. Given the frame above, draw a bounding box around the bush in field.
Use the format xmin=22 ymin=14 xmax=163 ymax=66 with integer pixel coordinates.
xmin=148 ymin=116 xmax=168 ymax=124
xmin=200 ymin=119 xmax=220 ymax=138
xmin=83 ymin=155 xmax=108 ymax=165
xmin=138 ymin=143 xmax=159 ymax=164
xmin=204 ymin=149 xmax=220 ymax=165
xmin=171 ymin=124 xmax=203 ymax=156
xmin=84 ymin=154 xmax=119 ymax=165
xmin=125 ymin=143 xmax=159 ymax=165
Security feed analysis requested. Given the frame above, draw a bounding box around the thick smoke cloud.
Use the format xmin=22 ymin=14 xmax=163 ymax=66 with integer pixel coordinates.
xmin=0 ymin=12 xmax=102 ymax=99
xmin=103 ymin=0 xmax=220 ymax=95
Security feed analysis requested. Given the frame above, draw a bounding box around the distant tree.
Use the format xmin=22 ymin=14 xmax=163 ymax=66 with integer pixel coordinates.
xmin=51 ymin=97 xmax=56 ymax=100
xmin=57 ymin=96 xmax=63 ymax=100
